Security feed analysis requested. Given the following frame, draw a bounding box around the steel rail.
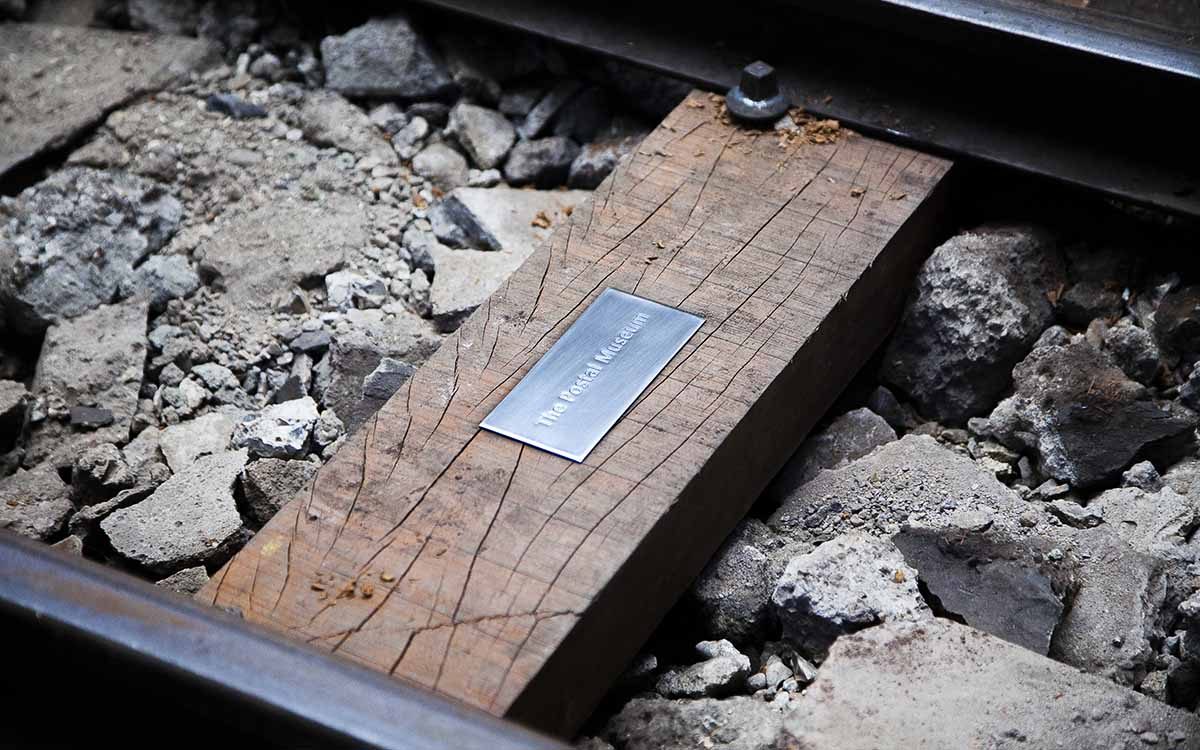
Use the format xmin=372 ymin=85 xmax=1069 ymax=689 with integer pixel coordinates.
xmin=412 ymin=0 xmax=1200 ymax=218
xmin=0 ymin=531 xmax=568 ymax=749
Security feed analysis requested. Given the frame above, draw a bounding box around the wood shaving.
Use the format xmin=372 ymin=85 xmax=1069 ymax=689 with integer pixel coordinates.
xmin=777 ymin=107 xmax=842 ymax=147
xmin=850 ymin=186 xmax=866 ymax=198
xmin=531 ymin=210 xmax=551 ymax=229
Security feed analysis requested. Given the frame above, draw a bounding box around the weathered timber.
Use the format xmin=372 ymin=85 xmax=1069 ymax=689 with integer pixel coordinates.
xmin=202 ymin=92 xmax=953 ymax=736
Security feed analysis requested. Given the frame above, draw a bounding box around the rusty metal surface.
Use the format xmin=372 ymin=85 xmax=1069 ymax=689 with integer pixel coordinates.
xmin=0 ymin=531 xmax=568 ymax=749
xmin=412 ymin=0 xmax=1200 ymax=218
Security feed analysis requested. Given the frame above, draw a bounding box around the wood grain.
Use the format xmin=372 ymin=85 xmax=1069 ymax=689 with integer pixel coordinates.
xmin=201 ymin=92 xmax=953 ymax=735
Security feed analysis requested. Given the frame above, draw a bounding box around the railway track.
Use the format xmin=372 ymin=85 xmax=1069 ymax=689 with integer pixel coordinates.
xmin=2 ymin=1 xmax=1198 ymax=747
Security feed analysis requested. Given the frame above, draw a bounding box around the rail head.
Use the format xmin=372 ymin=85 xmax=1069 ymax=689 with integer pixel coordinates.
xmin=0 ymin=531 xmax=567 ymax=750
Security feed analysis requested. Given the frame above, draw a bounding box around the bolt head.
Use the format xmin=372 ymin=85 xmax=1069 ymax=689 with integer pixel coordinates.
xmin=740 ymin=61 xmax=778 ymax=101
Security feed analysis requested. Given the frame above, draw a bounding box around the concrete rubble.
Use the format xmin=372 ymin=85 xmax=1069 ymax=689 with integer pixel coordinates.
xmin=3 ymin=7 xmax=1199 ymax=747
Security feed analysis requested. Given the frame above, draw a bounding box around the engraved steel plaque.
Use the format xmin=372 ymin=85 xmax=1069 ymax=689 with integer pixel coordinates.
xmin=481 ymin=288 xmax=704 ymax=462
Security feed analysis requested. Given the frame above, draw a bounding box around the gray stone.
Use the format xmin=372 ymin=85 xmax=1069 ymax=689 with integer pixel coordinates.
xmin=0 ymin=167 xmax=181 ymax=333
xmin=606 ymin=697 xmax=790 ymax=750
xmin=324 ymin=270 xmax=388 ymax=312
xmin=689 ymin=519 xmax=811 ymax=644
xmin=437 ymin=32 xmax=501 ymax=104
xmin=51 ymin=535 xmax=83 ymax=556
xmin=67 ymin=485 xmax=152 ymax=545
xmin=892 ymin=527 xmax=1067 ymax=654
xmin=448 ymin=103 xmax=515 ymax=170
xmin=313 ymin=312 xmax=440 ymax=433
xmin=291 ymin=331 xmax=331 ymax=356
xmin=190 ymin=363 xmax=238 ymax=392
xmin=123 ymin=425 xmax=168 ymax=485
xmin=984 ymin=339 xmax=1196 ymax=488
xmin=101 ymin=449 xmax=247 ymax=575
xmin=25 ymin=298 xmax=148 ymax=467
xmin=771 ymin=531 xmax=929 ymax=659
xmin=312 ymin=410 xmax=344 ymax=449
xmin=1180 ymin=368 xmax=1200 ymax=413
xmin=122 ymin=254 xmax=200 ymax=311
xmin=787 ymin=619 xmax=1200 ymax=749
xmin=1154 ymin=285 xmax=1200 ymax=361
xmin=770 ymin=435 xmax=1030 ymax=544
xmin=567 ymin=135 xmax=640 ymax=190
xmin=159 ymin=413 xmax=234 ymax=473
xmin=504 ymin=136 xmax=580 ymax=188
xmin=1124 ymin=460 xmax=1165 ymax=492
xmin=866 ymin=385 xmax=921 ymax=432
xmin=1 ymin=379 xmax=26 ymax=442
xmin=232 ymin=397 xmax=318 ymax=459
xmin=0 ymin=462 xmax=73 ymax=541
xmin=766 ymin=407 xmax=895 ymax=502
xmin=155 ymin=566 xmax=210 ymax=596
xmin=390 ymin=116 xmax=429 ymax=160
xmin=368 ymin=103 xmax=408 ymax=135
xmin=0 ymin=24 xmax=216 ymax=180
xmin=1052 ymin=529 xmax=1169 ymax=686
xmin=881 ymin=225 xmax=1065 ymax=423
xmin=242 ymin=457 xmax=318 ymax=525
xmin=1058 ymin=280 xmax=1124 ymax=327
xmin=1164 ymin=457 xmax=1200 ymax=496
xmin=299 ymin=91 xmax=397 ymax=165
xmin=204 ymin=93 xmax=266 ymax=120
xmin=517 ymin=80 xmax=583 ymax=140
xmin=1048 ymin=498 xmax=1104 ymax=528
xmin=71 ymin=442 xmax=136 ymax=503
xmin=320 ymin=16 xmax=454 ymax=100
xmin=362 ymin=357 xmax=416 ymax=400
xmin=499 ymin=87 xmax=541 ymax=117
xmin=406 ymin=102 xmax=448 ymax=128
xmin=1105 ymin=319 xmax=1163 ymax=385
xmin=655 ymin=640 xmax=751 ymax=699
xmin=199 ymin=197 xmax=364 ymax=303
xmin=426 ymin=187 xmax=587 ymax=326
xmin=412 ymin=143 xmax=468 ymax=191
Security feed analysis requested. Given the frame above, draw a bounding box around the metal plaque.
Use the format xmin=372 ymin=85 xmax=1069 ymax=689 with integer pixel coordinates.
xmin=480 ymin=288 xmax=704 ymax=462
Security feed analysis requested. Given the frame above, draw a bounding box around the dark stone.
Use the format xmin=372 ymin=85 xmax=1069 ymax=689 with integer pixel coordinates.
xmin=428 ymin=196 xmax=500 ymax=251
xmin=881 ymin=225 xmax=1066 ymax=424
xmin=517 ymin=79 xmax=582 ymax=140
xmin=601 ymin=59 xmax=691 ymax=120
xmin=552 ymin=86 xmax=611 ymax=142
xmin=1155 ymin=285 xmax=1200 ymax=361
xmin=407 ymin=101 xmax=449 ymax=128
xmin=892 ymin=527 xmax=1069 ymax=655
xmin=290 ymin=330 xmax=331 ymax=355
xmin=205 ymin=93 xmax=267 ymax=120
xmin=985 ymin=339 xmax=1198 ymax=488
xmin=70 ymin=405 xmax=115 ymax=428
xmin=1057 ymin=280 xmax=1123 ymax=328
xmin=503 ymin=136 xmax=580 ymax=188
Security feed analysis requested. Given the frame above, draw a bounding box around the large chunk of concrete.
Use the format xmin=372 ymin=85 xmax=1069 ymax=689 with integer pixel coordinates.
xmin=607 ymin=697 xmax=792 ymax=750
xmin=0 ymin=23 xmax=216 ymax=179
xmin=0 ymin=462 xmax=74 ymax=541
xmin=786 ymin=619 xmax=1200 ymax=748
xmin=892 ymin=527 xmax=1068 ymax=654
xmin=320 ymin=16 xmax=453 ymax=100
xmin=197 ymin=197 xmax=365 ymax=303
xmin=0 ymin=167 xmax=181 ymax=333
xmin=158 ymin=412 xmax=234 ymax=473
xmin=984 ymin=339 xmax=1197 ymax=488
xmin=26 ymin=298 xmax=149 ymax=466
xmin=101 ymin=449 xmax=247 ymax=575
xmin=769 ymin=435 xmax=1029 ymax=543
xmin=771 ymin=531 xmax=929 ymax=658
xmin=881 ymin=224 xmax=1065 ymax=423
xmin=765 ymin=407 xmax=895 ymax=502
xmin=298 ymin=91 xmax=396 ymax=166
xmin=688 ymin=519 xmax=811 ymax=644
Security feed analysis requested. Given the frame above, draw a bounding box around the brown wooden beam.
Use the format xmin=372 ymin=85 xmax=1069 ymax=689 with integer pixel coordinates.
xmin=201 ymin=92 xmax=953 ymax=736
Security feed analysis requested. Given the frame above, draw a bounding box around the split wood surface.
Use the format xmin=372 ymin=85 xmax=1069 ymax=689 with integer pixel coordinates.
xmin=202 ymin=91 xmax=953 ymax=735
